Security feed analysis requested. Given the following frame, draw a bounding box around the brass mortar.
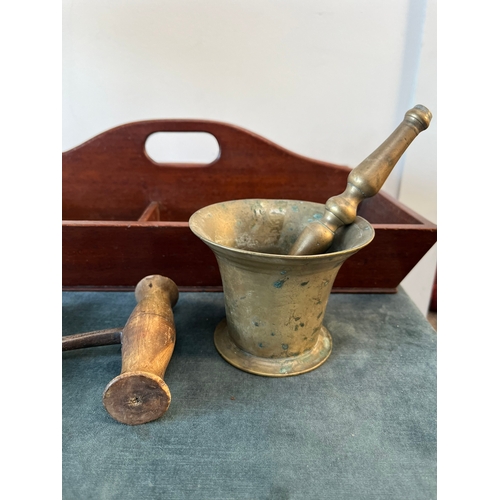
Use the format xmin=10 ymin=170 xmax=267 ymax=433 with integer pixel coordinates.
xmin=189 ymin=199 xmax=374 ymax=377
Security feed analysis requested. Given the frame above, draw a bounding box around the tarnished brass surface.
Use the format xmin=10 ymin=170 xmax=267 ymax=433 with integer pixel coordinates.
xmin=189 ymin=199 xmax=374 ymax=376
xmin=289 ymin=105 xmax=432 ymax=255
xmin=214 ymin=319 xmax=332 ymax=377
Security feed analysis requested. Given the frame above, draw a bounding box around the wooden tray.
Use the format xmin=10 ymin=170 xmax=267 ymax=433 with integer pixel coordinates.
xmin=62 ymin=119 xmax=437 ymax=292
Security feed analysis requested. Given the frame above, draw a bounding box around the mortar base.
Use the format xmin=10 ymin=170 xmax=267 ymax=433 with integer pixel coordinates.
xmin=214 ymin=318 xmax=333 ymax=377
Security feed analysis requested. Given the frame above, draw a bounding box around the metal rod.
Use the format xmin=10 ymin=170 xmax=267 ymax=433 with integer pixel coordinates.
xmin=62 ymin=328 xmax=123 ymax=351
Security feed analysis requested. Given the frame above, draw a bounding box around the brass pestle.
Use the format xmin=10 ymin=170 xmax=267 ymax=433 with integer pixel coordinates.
xmin=289 ymin=105 xmax=432 ymax=256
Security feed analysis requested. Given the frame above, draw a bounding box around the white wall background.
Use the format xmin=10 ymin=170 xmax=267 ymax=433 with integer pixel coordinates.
xmin=62 ymin=0 xmax=437 ymax=315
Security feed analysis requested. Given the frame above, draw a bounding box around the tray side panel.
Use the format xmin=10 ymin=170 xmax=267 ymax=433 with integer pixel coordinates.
xmin=334 ymin=225 xmax=437 ymax=290
xmin=62 ymin=224 xmax=437 ymax=292
xmin=62 ymin=224 xmax=221 ymax=288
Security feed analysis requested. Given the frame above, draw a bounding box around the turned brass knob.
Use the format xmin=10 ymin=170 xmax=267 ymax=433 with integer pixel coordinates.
xmin=289 ymin=105 xmax=432 ymax=255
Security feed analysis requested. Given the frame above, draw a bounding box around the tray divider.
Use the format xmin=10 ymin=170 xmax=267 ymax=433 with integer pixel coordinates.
xmin=138 ymin=202 xmax=160 ymax=221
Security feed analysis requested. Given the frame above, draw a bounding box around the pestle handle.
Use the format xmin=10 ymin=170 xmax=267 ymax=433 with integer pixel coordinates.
xmin=346 ymin=105 xmax=432 ymax=198
xmin=102 ymin=275 xmax=179 ymax=425
xmin=289 ymin=105 xmax=432 ymax=255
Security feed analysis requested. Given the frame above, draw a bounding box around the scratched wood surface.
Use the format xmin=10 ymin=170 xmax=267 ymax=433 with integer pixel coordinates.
xmin=102 ymin=275 xmax=178 ymax=425
xmin=62 ymin=119 xmax=437 ymax=292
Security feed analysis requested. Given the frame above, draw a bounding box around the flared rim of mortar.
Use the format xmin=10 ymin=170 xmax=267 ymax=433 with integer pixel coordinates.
xmin=188 ymin=198 xmax=375 ymax=261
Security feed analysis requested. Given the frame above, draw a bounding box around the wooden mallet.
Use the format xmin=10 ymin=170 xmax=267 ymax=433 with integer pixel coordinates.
xmin=63 ymin=275 xmax=179 ymax=425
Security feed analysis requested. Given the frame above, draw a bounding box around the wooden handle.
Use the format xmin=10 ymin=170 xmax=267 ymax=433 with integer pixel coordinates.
xmin=102 ymin=275 xmax=179 ymax=425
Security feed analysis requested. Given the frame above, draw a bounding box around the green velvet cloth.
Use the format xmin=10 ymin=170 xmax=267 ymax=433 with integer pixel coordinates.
xmin=63 ymin=289 xmax=436 ymax=499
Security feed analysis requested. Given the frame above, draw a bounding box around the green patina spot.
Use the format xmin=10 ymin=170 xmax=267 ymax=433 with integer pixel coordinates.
xmin=273 ymin=277 xmax=288 ymax=288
